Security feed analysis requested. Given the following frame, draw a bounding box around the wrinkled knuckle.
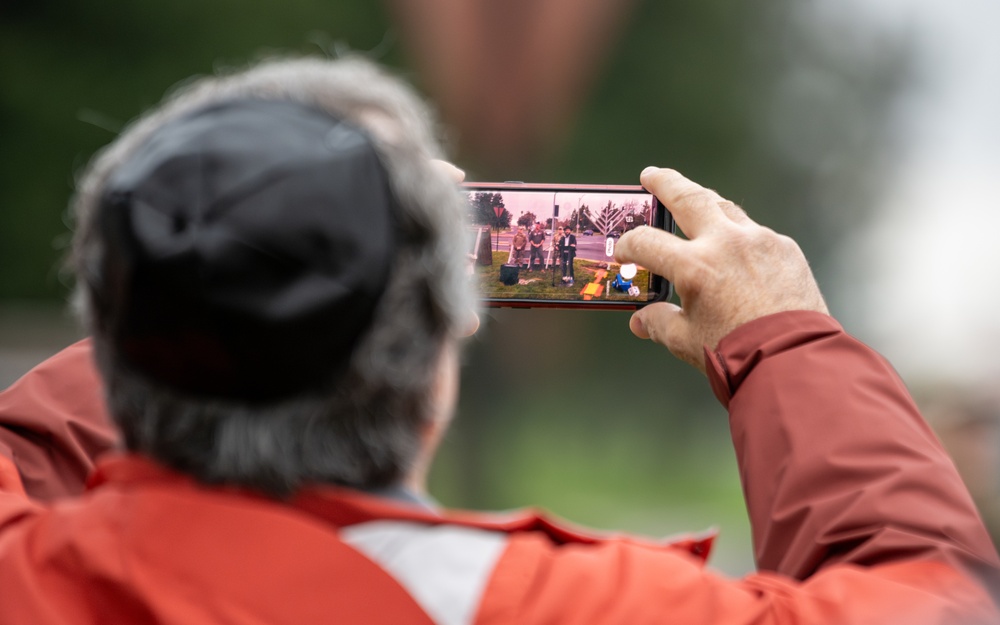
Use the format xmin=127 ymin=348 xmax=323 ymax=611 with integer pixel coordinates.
xmin=723 ymin=227 xmax=757 ymax=254
xmin=752 ymin=223 xmax=774 ymax=238
xmin=678 ymin=259 xmax=712 ymax=296
xmin=718 ymin=199 xmax=746 ymax=218
xmin=746 ymin=226 xmax=782 ymax=251
xmin=764 ymin=231 xmax=802 ymax=259
xmin=675 ymin=187 xmax=711 ymax=210
xmin=775 ymin=232 xmax=799 ymax=251
xmin=685 ymin=262 xmax=712 ymax=288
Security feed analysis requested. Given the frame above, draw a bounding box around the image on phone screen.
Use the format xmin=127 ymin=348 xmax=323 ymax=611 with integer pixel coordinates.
xmin=464 ymin=185 xmax=671 ymax=307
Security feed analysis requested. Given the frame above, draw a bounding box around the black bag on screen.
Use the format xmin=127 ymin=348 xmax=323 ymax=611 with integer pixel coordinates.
xmin=499 ymin=264 xmax=519 ymax=286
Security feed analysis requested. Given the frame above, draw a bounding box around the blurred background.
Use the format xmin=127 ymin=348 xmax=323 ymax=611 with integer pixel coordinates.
xmin=2 ymin=0 xmax=998 ymax=574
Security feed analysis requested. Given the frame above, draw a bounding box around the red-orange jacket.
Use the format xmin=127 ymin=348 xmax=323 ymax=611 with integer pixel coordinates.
xmin=0 ymin=311 xmax=997 ymax=624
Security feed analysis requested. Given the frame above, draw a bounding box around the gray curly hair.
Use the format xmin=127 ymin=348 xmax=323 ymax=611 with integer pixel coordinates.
xmin=70 ymin=56 xmax=476 ymax=496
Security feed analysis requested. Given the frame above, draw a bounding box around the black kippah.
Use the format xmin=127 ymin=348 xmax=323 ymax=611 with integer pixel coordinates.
xmin=97 ymin=98 xmax=397 ymax=401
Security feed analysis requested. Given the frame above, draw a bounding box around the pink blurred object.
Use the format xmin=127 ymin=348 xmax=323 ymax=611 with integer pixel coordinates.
xmin=387 ymin=0 xmax=638 ymax=168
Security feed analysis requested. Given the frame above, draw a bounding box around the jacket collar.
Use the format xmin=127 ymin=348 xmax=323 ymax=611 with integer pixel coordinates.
xmin=88 ymin=453 xmax=715 ymax=561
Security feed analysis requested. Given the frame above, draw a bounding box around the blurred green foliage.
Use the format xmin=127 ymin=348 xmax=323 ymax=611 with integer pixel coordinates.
xmin=0 ymin=0 xmax=396 ymax=298
xmin=0 ymin=0 xmax=908 ymax=574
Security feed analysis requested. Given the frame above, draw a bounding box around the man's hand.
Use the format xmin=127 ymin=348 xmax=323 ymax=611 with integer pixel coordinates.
xmin=432 ymin=159 xmax=465 ymax=183
xmin=615 ymin=167 xmax=828 ymax=373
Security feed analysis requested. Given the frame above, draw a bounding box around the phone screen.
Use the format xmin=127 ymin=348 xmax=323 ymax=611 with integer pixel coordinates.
xmin=463 ymin=184 xmax=672 ymax=308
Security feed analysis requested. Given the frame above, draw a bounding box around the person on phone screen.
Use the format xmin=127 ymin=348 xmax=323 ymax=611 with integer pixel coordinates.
xmin=528 ymin=221 xmax=545 ymax=271
xmin=559 ymin=226 xmax=576 ymax=285
xmin=509 ymin=225 xmax=527 ymax=267
xmin=0 ymin=56 xmax=997 ymax=624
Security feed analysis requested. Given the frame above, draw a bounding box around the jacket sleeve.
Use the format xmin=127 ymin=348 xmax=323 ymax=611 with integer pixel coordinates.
xmin=0 ymin=339 xmax=117 ymax=501
xmin=478 ymin=311 xmax=1000 ymax=625
xmin=707 ymin=311 xmax=999 ymax=584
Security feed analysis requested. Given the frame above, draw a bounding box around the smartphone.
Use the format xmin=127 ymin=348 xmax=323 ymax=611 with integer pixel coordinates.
xmin=463 ymin=182 xmax=674 ymax=309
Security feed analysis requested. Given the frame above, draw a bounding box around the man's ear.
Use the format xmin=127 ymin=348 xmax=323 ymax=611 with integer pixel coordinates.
xmin=460 ymin=312 xmax=480 ymax=338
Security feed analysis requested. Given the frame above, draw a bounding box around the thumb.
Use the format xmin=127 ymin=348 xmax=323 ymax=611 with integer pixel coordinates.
xmin=631 ymin=303 xmax=705 ymax=373
xmin=631 ymin=302 xmax=684 ymax=346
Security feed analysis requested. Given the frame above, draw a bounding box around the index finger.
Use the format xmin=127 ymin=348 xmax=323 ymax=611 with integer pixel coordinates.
xmin=615 ymin=225 xmax=686 ymax=280
xmin=641 ymin=167 xmax=729 ymax=238
xmin=431 ymin=159 xmax=466 ymax=183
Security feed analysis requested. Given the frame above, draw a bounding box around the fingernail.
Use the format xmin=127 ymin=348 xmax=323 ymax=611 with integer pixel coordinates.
xmin=641 ymin=166 xmax=659 ymax=178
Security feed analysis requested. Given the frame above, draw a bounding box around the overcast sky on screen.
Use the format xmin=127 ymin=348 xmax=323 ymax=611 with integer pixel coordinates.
xmin=833 ymin=0 xmax=1000 ymax=384
xmin=467 ymin=191 xmax=652 ymax=224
